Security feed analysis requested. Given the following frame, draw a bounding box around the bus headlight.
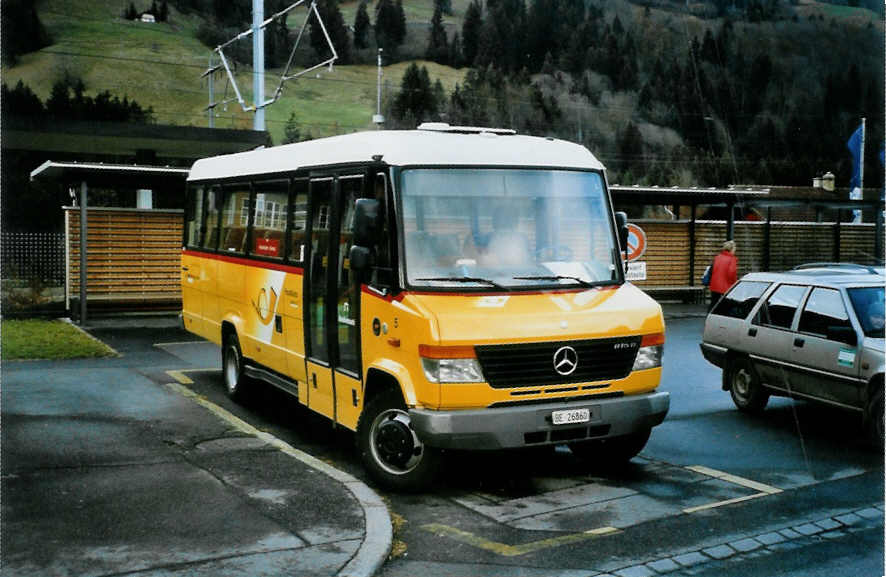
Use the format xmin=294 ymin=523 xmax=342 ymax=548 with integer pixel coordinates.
xmin=419 ymin=345 xmax=485 ymax=383
xmin=632 ymin=333 xmax=664 ymax=371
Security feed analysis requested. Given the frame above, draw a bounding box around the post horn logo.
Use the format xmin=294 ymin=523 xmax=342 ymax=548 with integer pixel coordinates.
xmin=252 ymin=286 xmax=278 ymax=325
xmin=553 ymin=345 xmax=578 ymax=376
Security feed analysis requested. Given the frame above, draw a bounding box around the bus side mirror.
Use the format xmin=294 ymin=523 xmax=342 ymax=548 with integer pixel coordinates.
xmin=615 ymin=211 xmax=629 ymax=253
xmin=349 ymin=245 xmax=372 ymax=273
xmin=354 ymin=198 xmax=380 ymax=247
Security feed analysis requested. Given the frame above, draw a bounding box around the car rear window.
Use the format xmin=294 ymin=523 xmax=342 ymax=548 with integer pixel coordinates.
xmin=711 ymin=281 xmax=771 ymax=319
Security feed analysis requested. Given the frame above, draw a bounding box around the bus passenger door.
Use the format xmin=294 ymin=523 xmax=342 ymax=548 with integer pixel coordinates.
xmin=333 ymin=175 xmax=364 ymax=430
xmin=305 ymin=178 xmax=335 ymax=420
xmin=304 ymin=174 xmax=365 ymax=428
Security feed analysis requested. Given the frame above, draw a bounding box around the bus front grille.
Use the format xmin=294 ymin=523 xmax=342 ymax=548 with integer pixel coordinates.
xmin=475 ymin=337 xmax=641 ymax=389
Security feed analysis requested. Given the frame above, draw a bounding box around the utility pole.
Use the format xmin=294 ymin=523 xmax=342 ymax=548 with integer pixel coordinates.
xmin=373 ymin=48 xmax=385 ymax=129
xmin=860 ymin=117 xmax=866 ymax=192
xmin=851 ymin=117 xmax=866 ymax=223
xmin=208 ymin=55 xmax=215 ymax=128
xmin=253 ymin=0 xmax=265 ymax=131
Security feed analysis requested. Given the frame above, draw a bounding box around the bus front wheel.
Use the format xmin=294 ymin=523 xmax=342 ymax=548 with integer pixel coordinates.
xmin=222 ymin=332 xmax=249 ymax=402
xmin=356 ymin=389 xmax=440 ymax=491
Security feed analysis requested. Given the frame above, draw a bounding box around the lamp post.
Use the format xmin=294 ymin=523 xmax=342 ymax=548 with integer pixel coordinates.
xmin=373 ymin=48 xmax=385 ymax=128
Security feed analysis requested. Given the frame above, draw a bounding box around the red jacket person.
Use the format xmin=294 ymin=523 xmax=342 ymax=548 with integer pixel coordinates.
xmin=709 ymin=240 xmax=737 ymax=309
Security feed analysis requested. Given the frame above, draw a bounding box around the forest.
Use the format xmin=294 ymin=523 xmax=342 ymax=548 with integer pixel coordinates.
xmin=387 ymin=0 xmax=884 ymax=187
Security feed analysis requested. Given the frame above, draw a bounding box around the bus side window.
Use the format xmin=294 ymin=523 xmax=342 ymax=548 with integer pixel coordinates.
xmin=372 ymin=172 xmax=392 ymax=286
xmin=201 ymin=186 xmax=220 ymax=251
xmin=289 ymin=179 xmax=309 ymax=264
xmin=220 ymin=184 xmax=251 ymax=254
xmin=185 ymin=186 xmax=204 ymax=248
xmin=251 ymin=180 xmax=287 ymax=260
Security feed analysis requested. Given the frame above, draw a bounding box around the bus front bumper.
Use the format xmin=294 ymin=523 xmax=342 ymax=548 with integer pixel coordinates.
xmin=409 ymin=391 xmax=669 ymax=450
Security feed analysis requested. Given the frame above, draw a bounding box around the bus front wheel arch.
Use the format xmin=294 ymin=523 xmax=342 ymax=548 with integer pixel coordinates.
xmin=356 ymin=380 xmax=440 ymax=491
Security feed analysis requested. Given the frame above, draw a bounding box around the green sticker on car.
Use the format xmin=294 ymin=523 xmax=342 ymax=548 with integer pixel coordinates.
xmin=838 ymin=347 xmax=856 ymax=368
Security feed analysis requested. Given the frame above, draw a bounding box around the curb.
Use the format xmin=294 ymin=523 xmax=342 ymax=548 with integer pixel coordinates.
xmin=165 ymin=382 xmax=392 ymax=577
xmin=598 ymin=503 xmax=884 ymax=576
xmin=58 ymin=316 xmax=121 ymax=356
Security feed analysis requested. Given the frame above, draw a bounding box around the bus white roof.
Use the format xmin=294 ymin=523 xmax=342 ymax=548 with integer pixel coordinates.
xmin=187 ymin=129 xmax=604 ymax=182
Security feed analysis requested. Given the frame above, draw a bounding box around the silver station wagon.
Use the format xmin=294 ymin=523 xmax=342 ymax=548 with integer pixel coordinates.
xmin=700 ymin=263 xmax=884 ymax=443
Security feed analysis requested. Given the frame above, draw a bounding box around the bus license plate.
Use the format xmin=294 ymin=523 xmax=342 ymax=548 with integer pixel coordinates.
xmin=551 ymin=408 xmax=590 ymax=425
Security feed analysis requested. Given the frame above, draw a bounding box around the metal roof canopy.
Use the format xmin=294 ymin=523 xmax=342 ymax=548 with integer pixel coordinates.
xmin=31 ymin=160 xmax=190 ymax=187
xmin=609 ymin=185 xmax=770 ymax=205
xmin=611 ymin=183 xmax=884 ymax=275
xmin=30 ymin=161 xmax=190 ymax=326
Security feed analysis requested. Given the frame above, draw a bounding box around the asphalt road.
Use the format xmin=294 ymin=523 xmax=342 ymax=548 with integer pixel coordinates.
xmin=151 ymin=316 xmax=884 ymax=577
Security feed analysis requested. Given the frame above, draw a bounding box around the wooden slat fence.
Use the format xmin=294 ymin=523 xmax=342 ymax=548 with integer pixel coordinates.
xmin=64 ymin=207 xmax=183 ymax=306
xmin=635 ymin=220 xmax=878 ymax=300
xmin=62 ymin=209 xmax=878 ymax=309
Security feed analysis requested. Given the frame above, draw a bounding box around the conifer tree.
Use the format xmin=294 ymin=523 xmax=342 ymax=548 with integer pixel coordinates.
xmin=375 ymin=0 xmax=402 ymax=51
xmin=461 ymin=0 xmax=482 ymax=66
xmin=393 ymin=0 xmax=407 ymax=45
xmin=354 ymin=1 xmax=370 ymax=49
xmin=426 ymin=2 xmax=448 ymax=64
xmin=393 ymin=63 xmax=437 ymax=125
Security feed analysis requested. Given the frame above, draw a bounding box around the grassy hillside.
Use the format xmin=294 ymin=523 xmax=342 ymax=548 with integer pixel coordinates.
xmin=6 ymin=0 xmax=469 ymax=144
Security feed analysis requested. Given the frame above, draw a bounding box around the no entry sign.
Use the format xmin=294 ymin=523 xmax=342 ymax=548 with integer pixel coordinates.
xmin=625 ymin=223 xmax=647 ymax=262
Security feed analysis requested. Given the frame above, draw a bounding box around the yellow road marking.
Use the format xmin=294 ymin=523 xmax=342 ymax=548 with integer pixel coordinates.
xmin=165 ymin=368 xmax=216 ymax=385
xmin=421 ymin=523 xmax=619 ymax=557
xmin=166 ymin=370 xmax=193 ymax=384
xmin=683 ymin=465 xmax=782 ymax=514
xmin=164 ymin=381 xmax=336 ymax=473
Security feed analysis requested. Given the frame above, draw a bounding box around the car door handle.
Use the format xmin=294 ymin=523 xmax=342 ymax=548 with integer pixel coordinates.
xmin=793 ymin=337 xmax=805 ymax=348
xmin=748 ymin=328 xmax=758 ymax=337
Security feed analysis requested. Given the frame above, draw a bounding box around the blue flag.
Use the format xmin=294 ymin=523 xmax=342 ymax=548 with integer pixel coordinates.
xmin=847 ymin=124 xmax=863 ymax=189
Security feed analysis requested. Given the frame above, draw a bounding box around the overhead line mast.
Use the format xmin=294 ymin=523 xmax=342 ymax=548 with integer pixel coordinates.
xmin=203 ymin=0 xmax=338 ymax=132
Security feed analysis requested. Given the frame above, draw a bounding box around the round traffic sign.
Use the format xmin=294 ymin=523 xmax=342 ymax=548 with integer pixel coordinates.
xmin=625 ymin=223 xmax=647 ymax=261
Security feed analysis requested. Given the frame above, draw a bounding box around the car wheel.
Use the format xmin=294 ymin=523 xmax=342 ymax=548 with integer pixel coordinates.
xmin=866 ymin=386 xmax=884 ymax=448
xmin=356 ymin=389 xmax=441 ymax=491
xmin=728 ymin=357 xmax=769 ymax=413
xmin=222 ymin=332 xmax=249 ymax=402
xmin=569 ymin=428 xmax=651 ymax=467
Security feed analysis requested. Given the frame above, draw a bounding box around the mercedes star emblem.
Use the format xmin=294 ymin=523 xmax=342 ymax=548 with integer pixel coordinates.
xmin=553 ymin=345 xmax=578 ymax=376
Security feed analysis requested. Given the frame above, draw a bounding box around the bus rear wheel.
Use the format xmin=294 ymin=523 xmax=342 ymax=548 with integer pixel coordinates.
xmin=356 ymin=389 xmax=440 ymax=491
xmin=222 ymin=332 xmax=249 ymax=402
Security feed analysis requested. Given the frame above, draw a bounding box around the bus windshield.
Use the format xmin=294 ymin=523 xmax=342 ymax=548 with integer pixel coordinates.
xmin=400 ymin=168 xmax=620 ymax=290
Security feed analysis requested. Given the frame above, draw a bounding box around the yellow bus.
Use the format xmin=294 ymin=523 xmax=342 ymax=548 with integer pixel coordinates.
xmin=182 ymin=124 xmax=669 ymax=490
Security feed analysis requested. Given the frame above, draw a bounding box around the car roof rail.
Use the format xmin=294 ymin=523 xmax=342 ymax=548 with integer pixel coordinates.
xmin=792 ymin=262 xmax=882 ymax=274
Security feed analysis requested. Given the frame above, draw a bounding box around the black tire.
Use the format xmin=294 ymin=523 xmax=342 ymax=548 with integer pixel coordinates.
xmin=356 ymin=389 xmax=441 ymax=491
xmin=727 ymin=357 xmax=769 ymax=413
xmin=569 ymin=427 xmax=651 ymax=467
xmin=866 ymin=386 xmax=884 ymax=448
xmin=222 ymin=332 xmax=250 ymax=402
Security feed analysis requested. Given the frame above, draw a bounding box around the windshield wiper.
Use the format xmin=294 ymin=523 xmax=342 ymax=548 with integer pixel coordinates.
xmin=415 ymin=276 xmax=507 ymax=290
xmin=512 ymin=275 xmax=595 ymax=288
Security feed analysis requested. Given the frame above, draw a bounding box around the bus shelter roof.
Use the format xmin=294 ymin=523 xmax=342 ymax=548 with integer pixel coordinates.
xmin=30 ymin=160 xmax=190 ymax=188
xmin=609 ymin=185 xmax=770 ymax=205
